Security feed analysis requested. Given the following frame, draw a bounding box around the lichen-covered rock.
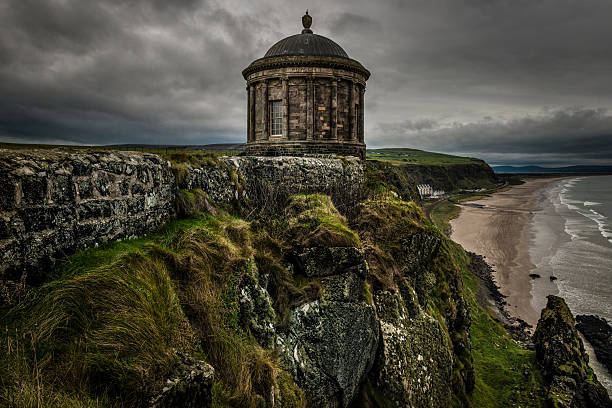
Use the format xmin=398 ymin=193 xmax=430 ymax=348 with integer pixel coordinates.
xmin=150 ymin=352 xmax=214 ymax=408
xmin=292 ymin=246 xmax=366 ymax=278
xmin=280 ymin=300 xmax=378 ymax=408
xmin=226 ymin=156 xmax=364 ymax=212
xmin=372 ymin=283 xmax=453 ymax=408
xmin=398 ymin=232 xmax=441 ymax=307
xmin=534 ymin=296 xmax=611 ymax=408
xmin=238 ymin=263 xmax=277 ymax=349
xmin=176 ymin=161 xmax=242 ymax=203
xmin=280 ymin=247 xmax=378 ymax=408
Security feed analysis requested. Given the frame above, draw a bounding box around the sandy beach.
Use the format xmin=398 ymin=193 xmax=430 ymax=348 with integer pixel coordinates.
xmin=450 ymin=178 xmax=565 ymax=328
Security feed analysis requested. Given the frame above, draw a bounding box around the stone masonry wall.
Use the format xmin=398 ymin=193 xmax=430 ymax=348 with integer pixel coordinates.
xmin=1 ymin=149 xmax=365 ymax=304
xmin=0 ymin=149 xmax=175 ymax=303
xmin=177 ymin=155 xmax=364 ymax=211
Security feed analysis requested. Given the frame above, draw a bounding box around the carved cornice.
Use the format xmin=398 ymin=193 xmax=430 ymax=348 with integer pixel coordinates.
xmin=242 ymin=55 xmax=370 ymax=80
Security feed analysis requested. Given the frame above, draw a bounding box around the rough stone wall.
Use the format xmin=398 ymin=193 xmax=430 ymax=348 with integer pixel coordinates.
xmin=226 ymin=155 xmax=364 ymax=210
xmin=178 ymin=155 xmax=365 ymax=209
xmin=244 ymin=142 xmax=366 ymax=160
xmin=0 ymin=149 xmax=175 ymax=302
xmin=1 ymin=150 xmax=365 ymax=303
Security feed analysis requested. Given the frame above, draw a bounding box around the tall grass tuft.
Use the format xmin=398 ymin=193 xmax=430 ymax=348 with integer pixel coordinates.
xmin=284 ymin=194 xmax=361 ymax=248
xmin=1 ymin=212 xmax=306 ymax=407
xmin=163 ymin=216 xmax=305 ymax=407
xmin=1 ymin=252 xmax=195 ymax=406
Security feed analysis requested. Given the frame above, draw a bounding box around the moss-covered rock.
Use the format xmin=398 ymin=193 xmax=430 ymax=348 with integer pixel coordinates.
xmin=292 ymin=246 xmax=366 ymax=278
xmin=279 ymin=247 xmax=378 ymax=408
xmin=533 ymin=295 xmax=611 ymax=408
xmin=371 ymin=285 xmax=453 ymax=408
xmin=285 ymin=194 xmax=361 ymax=248
xmin=150 ymin=352 xmax=214 ymax=408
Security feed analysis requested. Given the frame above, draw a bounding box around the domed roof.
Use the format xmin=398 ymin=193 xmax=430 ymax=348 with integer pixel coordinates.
xmin=264 ymin=34 xmax=349 ymax=59
xmin=263 ymin=11 xmax=350 ymax=59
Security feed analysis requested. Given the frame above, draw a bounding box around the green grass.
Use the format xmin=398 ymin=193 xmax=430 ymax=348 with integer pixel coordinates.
xmin=457 ymin=248 xmax=546 ymax=407
xmin=0 ymin=212 xmax=305 ymax=408
xmin=430 ymin=200 xmax=461 ymax=236
xmin=366 ymin=148 xmax=483 ymax=166
xmin=284 ymin=194 xmax=362 ymax=248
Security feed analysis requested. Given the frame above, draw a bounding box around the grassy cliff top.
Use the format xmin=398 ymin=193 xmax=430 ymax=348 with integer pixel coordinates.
xmin=367 ymin=148 xmax=485 ymax=166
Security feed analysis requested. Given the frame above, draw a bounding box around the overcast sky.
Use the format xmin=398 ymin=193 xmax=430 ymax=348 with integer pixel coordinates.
xmin=1 ymin=0 xmax=611 ymax=165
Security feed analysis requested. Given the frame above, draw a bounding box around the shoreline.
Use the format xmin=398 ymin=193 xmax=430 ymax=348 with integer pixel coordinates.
xmin=450 ymin=177 xmax=566 ymax=329
xmin=466 ymin=251 xmax=533 ymax=346
xmin=451 ymin=175 xmax=612 ymax=396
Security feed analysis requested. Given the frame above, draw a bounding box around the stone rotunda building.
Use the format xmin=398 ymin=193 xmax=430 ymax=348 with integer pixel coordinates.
xmin=242 ymin=12 xmax=370 ymax=159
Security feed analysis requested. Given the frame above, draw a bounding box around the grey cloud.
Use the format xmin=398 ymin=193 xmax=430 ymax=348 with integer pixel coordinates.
xmin=372 ymin=107 xmax=612 ymax=165
xmin=1 ymin=0 xmax=612 ymax=165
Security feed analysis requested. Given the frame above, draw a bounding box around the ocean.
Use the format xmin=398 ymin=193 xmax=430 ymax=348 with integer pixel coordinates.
xmin=530 ymin=175 xmax=612 ymax=392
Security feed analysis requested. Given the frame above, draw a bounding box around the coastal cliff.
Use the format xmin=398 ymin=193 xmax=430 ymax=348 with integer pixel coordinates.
xmin=0 ymin=148 xmax=608 ymax=408
xmin=366 ymin=159 xmax=497 ymax=196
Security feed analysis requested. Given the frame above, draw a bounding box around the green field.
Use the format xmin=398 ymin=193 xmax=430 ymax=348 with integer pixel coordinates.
xmin=367 ymin=148 xmax=483 ymax=166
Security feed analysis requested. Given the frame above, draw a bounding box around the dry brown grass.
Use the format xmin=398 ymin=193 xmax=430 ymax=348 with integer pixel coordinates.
xmin=161 ymin=215 xmax=305 ymax=407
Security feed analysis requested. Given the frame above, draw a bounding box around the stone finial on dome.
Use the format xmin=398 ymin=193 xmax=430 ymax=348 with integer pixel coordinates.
xmin=302 ymin=10 xmax=313 ymax=34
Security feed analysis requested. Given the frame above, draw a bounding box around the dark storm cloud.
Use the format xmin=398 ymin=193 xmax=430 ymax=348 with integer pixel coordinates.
xmin=373 ymin=107 xmax=612 ymax=165
xmin=1 ymin=0 xmax=612 ymax=165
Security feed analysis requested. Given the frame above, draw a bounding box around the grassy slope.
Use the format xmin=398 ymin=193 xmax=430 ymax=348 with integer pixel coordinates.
xmin=430 ymin=201 xmax=461 ymax=236
xmin=431 ymin=202 xmax=546 ymax=407
xmin=0 ymin=212 xmax=306 ymax=408
xmin=0 ymin=192 xmax=361 ymax=408
xmin=461 ymin=255 xmax=545 ymax=407
xmin=366 ymin=148 xmax=482 ymax=166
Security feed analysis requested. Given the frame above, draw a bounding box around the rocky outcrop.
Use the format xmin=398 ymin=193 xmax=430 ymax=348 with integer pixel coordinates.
xmin=279 ymin=247 xmax=378 ymax=408
xmin=372 ymin=283 xmax=453 ymax=407
xmin=226 ymin=156 xmax=364 ymax=212
xmin=150 ymin=353 xmax=214 ymax=408
xmin=576 ymin=315 xmax=612 ymax=374
xmin=534 ymin=296 xmax=611 ymax=408
xmin=238 ymin=262 xmax=277 ymax=349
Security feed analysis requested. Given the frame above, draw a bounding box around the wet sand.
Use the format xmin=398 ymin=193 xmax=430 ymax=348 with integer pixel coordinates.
xmin=450 ymin=178 xmax=565 ymax=328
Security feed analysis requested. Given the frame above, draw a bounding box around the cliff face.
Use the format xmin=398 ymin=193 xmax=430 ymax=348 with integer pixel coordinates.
xmin=1 ymin=149 xmax=541 ymax=407
xmin=534 ymin=296 xmax=611 ymax=408
xmin=366 ymin=160 xmax=497 ymax=197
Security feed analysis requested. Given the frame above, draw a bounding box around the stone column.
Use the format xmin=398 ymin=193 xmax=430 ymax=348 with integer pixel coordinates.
xmin=331 ymin=79 xmax=338 ymax=140
xmin=246 ymin=85 xmax=250 ymax=142
xmin=282 ymin=77 xmax=289 ymax=139
xmin=306 ymin=77 xmax=314 ymax=140
xmin=349 ymin=80 xmax=356 ymax=141
xmin=359 ymin=85 xmax=365 ymax=143
xmin=249 ymin=84 xmax=255 ymax=142
xmin=262 ymin=80 xmax=268 ymax=140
